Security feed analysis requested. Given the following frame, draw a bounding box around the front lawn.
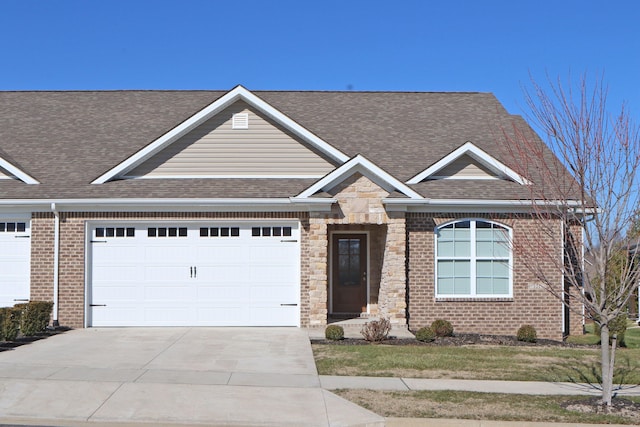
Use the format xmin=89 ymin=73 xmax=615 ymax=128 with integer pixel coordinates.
xmin=313 ymin=343 xmax=640 ymax=384
xmin=336 ymin=390 xmax=640 ymax=425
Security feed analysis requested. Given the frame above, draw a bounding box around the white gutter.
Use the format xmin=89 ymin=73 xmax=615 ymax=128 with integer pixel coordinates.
xmin=0 ymin=198 xmax=337 ymax=213
xmin=50 ymin=202 xmax=59 ymax=326
xmin=383 ymin=198 xmax=590 ymax=213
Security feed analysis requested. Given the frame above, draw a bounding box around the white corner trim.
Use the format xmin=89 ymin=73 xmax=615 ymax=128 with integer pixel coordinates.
xmin=0 ymin=157 xmax=39 ymax=184
xmin=91 ymin=85 xmax=349 ymax=184
xmin=295 ymin=154 xmax=424 ymax=199
xmin=406 ymin=141 xmax=530 ymax=185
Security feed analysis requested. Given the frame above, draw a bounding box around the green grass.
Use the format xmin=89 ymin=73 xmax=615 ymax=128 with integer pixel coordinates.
xmin=313 ymin=343 xmax=640 ymax=384
xmin=335 ymin=389 xmax=640 ymax=424
xmin=566 ymin=321 xmax=640 ymax=348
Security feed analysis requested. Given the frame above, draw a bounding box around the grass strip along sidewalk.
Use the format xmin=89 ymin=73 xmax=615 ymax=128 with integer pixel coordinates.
xmin=313 ymin=326 xmax=640 ymax=424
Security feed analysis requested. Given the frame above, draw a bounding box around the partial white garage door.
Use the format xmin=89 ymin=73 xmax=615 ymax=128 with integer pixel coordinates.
xmin=88 ymin=222 xmax=300 ymax=327
xmin=0 ymin=219 xmax=30 ymax=308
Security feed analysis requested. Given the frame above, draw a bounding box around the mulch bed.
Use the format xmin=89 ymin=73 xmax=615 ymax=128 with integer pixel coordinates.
xmin=0 ymin=326 xmax=71 ymax=352
xmin=311 ymin=333 xmax=595 ymax=347
xmin=561 ymin=395 xmax=640 ymax=418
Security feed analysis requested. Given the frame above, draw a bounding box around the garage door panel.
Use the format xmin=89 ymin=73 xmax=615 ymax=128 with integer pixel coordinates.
xmin=196 ymin=307 xmax=244 ymax=324
xmin=144 ymin=307 xmax=194 ymax=324
xmin=0 ymin=220 xmax=31 ymax=308
xmin=93 ymin=265 xmax=141 ymax=282
xmin=144 ymin=245 xmax=191 ymax=262
xmin=143 ymin=265 xmax=191 ymax=282
xmin=249 ymin=265 xmax=297 ymax=282
xmin=89 ymin=222 xmax=300 ymax=327
xmin=145 ymin=286 xmax=196 ymax=300
xmin=93 ymin=245 xmax=140 ymax=261
xmin=93 ymin=284 xmax=144 ymax=301
xmin=197 ymin=285 xmax=250 ymax=301
xmin=196 ymin=245 xmax=244 ymax=261
xmin=197 ymin=265 xmax=246 ymax=282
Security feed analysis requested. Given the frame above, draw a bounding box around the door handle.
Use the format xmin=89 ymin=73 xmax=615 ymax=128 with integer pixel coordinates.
xmin=190 ymin=266 xmax=193 ymax=278
xmin=193 ymin=266 xmax=197 ymax=278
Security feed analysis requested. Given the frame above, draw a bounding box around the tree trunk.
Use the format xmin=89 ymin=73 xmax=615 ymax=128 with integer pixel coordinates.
xmin=600 ymin=324 xmax=613 ymax=407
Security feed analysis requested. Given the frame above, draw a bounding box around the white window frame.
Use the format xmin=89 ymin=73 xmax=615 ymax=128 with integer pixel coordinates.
xmin=435 ymin=218 xmax=513 ymax=298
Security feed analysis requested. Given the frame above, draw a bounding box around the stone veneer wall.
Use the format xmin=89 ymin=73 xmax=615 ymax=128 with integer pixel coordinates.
xmin=306 ymin=173 xmax=407 ymax=326
xmin=407 ymin=212 xmax=579 ymax=341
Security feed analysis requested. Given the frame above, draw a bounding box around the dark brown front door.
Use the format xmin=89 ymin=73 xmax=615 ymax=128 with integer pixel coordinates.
xmin=331 ymin=234 xmax=367 ymax=313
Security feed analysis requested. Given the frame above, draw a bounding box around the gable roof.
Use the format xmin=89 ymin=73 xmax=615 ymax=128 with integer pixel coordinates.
xmin=296 ymin=154 xmax=423 ymax=200
xmin=0 ymin=88 xmax=580 ymax=204
xmin=407 ymin=141 xmax=530 ymax=185
xmin=92 ymin=85 xmax=349 ymax=184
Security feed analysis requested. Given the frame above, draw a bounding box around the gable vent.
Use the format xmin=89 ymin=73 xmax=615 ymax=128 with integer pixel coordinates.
xmin=232 ymin=112 xmax=249 ymax=129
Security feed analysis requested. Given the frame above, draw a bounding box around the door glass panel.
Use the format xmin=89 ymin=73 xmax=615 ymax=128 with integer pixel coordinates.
xmin=338 ymin=238 xmax=361 ymax=287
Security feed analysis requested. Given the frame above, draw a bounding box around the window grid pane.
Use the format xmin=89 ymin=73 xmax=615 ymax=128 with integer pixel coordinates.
xmin=436 ymin=220 xmax=511 ymax=296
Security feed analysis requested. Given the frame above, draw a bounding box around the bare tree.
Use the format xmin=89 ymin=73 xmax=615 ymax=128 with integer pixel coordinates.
xmin=503 ymin=73 xmax=640 ymax=407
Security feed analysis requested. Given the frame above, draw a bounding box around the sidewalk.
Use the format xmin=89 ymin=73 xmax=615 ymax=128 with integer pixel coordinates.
xmin=320 ymin=375 xmax=640 ymax=396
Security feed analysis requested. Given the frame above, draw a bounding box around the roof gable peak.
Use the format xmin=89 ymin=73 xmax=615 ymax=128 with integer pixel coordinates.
xmin=91 ymin=85 xmax=349 ymax=184
xmin=296 ymin=154 xmax=423 ymax=200
xmin=406 ymin=141 xmax=530 ymax=185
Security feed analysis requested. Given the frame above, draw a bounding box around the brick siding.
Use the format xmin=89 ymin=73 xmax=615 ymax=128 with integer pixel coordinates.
xmin=407 ymin=213 xmax=578 ymax=341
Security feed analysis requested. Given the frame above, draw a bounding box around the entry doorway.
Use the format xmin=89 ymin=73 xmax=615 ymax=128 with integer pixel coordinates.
xmin=330 ymin=233 xmax=368 ymax=314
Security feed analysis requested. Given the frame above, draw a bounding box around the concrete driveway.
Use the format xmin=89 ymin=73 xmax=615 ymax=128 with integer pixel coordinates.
xmin=0 ymin=328 xmax=383 ymax=427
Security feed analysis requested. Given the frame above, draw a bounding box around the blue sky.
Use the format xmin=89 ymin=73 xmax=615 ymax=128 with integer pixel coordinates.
xmin=0 ymin=1 xmax=638 ymax=119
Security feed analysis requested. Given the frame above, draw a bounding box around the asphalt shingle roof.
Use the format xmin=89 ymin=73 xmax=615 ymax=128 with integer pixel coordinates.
xmin=0 ymin=90 xmax=577 ymax=201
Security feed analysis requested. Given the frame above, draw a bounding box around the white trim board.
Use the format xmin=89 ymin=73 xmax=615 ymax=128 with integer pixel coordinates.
xmin=0 ymin=157 xmax=39 ymax=184
xmin=295 ymin=154 xmax=423 ymax=200
xmin=91 ymin=85 xmax=350 ymax=184
xmin=406 ymin=141 xmax=530 ymax=185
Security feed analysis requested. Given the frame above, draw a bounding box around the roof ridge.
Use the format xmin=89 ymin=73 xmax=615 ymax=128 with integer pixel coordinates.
xmin=0 ymin=89 xmax=492 ymax=95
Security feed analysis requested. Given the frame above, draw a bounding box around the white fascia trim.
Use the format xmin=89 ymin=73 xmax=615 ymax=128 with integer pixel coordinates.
xmin=406 ymin=141 xmax=531 ymax=185
xmin=0 ymin=198 xmax=336 ymax=213
xmin=429 ymin=175 xmax=500 ymax=181
xmin=92 ymin=85 xmax=349 ymax=184
xmin=121 ymin=174 xmax=325 ymax=179
xmin=384 ymin=198 xmax=585 ymax=213
xmin=0 ymin=157 xmax=39 ymax=184
xmin=296 ymin=154 xmax=424 ymax=200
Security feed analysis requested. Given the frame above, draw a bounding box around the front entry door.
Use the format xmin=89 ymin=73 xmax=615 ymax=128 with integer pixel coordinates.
xmin=331 ymin=234 xmax=367 ymax=313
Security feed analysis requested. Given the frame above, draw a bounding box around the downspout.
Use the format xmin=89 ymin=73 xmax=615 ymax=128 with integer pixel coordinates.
xmin=51 ymin=203 xmax=60 ymax=327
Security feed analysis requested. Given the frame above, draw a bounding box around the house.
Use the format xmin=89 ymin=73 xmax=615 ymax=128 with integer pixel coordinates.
xmin=0 ymin=86 xmax=583 ymax=340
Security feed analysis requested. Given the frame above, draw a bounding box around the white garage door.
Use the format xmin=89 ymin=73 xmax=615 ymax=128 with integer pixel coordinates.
xmin=88 ymin=222 xmax=300 ymax=327
xmin=0 ymin=219 xmax=31 ymax=308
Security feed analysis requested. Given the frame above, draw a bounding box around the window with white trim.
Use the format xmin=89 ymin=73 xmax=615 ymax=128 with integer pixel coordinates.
xmin=435 ymin=219 xmax=512 ymax=297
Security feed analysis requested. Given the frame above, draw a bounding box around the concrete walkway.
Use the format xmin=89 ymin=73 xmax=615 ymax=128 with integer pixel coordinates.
xmin=0 ymin=328 xmax=384 ymax=427
xmin=320 ymin=375 xmax=640 ymax=396
xmin=0 ymin=327 xmax=638 ymax=427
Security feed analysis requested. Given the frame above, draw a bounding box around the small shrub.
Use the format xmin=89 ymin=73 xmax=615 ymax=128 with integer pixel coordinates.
xmin=431 ymin=319 xmax=454 ymax=337
xmin=595 ymin=315 xmax=628 ymax=347
xmin=325 ymin=324 xmax=344 ymax=341
xmin=517 ymin=324 xmax=537 ymax=343
xmin=415 ymin=326 xmax=435 ymax=342
xmin=19 ymin=301 xmax=54 ymax=336
xmin=361 ymin=317 xmax=392 ymax=342
xmin=0 ymin=307 xmax=21 ymax=341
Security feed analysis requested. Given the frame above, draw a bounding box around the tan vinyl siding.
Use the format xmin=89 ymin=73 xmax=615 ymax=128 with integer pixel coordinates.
xmin=127 ymin=101 xmax=336 ymax=178
xmin=433 ymin=154 xmax=496 ymax=179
